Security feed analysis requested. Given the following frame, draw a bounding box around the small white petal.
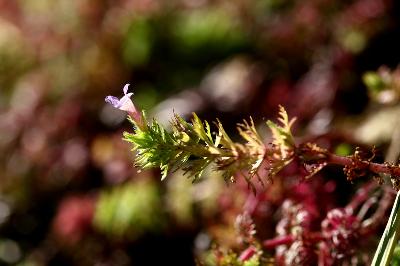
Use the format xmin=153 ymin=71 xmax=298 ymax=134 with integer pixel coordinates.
xmin=123 ymin=84 xmax=130 ymax=95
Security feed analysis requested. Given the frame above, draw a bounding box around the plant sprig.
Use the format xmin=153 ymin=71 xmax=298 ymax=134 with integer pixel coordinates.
xmin=124 ymin=110 xmax=271 ymax=188
xmin=106 ymin=86 xmax=400 ymax=189
xmin=122 ymin=105 xmax=400 ymax=191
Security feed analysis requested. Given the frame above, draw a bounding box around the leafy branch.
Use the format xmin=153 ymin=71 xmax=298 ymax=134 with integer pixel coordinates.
xmin=122 ymin=105 xmax=400 ymax=191
xmin=124 ymin=111 xmax=269 ymax=188
xmin=105 ymin=85 xmax=400 ymax=190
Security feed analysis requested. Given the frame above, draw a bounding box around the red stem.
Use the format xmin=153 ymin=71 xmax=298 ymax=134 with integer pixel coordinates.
xmin=238 ymin=246 xmax=257 ymax=261
xmin=263 ymin=235 xmax=294 ymax=248
xmin=263 ymin=233 xmax=325 ymax=249
xmin=328 ymin=153 xmax=400 ymax=176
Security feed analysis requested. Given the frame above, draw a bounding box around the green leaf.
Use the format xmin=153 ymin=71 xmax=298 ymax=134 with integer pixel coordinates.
xmin=266 ymin=105 xmax=296 ymax=159
xmin=372 ymin=190 xmax=400 ymax=266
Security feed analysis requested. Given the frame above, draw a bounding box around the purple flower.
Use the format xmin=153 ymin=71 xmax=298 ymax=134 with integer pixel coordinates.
xmin=105 ymin=84 xmax=143 ymax=126
xmin=105 ymin=84 xmax=135 ymax=112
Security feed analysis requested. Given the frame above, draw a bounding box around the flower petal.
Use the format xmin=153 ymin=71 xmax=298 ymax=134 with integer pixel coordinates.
xmin=105 ymin=96 xmax=121 ymax=108
xmin=123 ymin=84 xmax=130 ymax=95
xmin=119 ymin=95 xmax=136 ymax=113
xmin=119 ymin=96 xmax=137 ymax=114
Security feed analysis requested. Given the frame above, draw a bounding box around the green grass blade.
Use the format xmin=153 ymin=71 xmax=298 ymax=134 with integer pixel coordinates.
xmin=372 ymin=190 xmax=400 ymax=266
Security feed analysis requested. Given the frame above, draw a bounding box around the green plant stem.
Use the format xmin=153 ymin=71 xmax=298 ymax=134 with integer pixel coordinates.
xmin=371 ymin=190 xmax=400 ymax=266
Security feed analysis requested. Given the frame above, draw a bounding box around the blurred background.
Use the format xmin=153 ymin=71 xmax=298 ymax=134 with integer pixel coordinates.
xmin=0 ymin=0 xmax=400 ymax=265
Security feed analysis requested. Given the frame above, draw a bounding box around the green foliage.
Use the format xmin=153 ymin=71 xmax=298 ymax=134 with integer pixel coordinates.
xmin=334 ymin=143 xmax=353 ymax=156
xmin=243 ymin=256 xmax=262 ymax=266
xmin=362 ymin=67 xmax=400 ymax=104
xmin=392 ymin=245 xmax=400 ymax=266
xmin=363 ymin=71 xmax=386 ymax=94
xmin=172 ymin=8 xmax=247 ymax=56
xmin=202 ymin=248 xmax=262 ymax=266
xmin=166 ymin=167 xmax=224 ymax=226
xmin=266 ymin=105 xmax=296 ymax=157
xmin=124 ymin=112 xmax=264 ymax=185
xmin=218 ymin=251 xmax=241 ymax=266
xmin=266 ymin=105 xmax=296 ymax=177
xmin=93 ymin=180 xmax=163 ymax=239
xmin=124 ymin=107 xmax=297 ymax=186
xmin=0 ymin=19 xmax=33 ymax=90
xmin=123 ymin=17 xmax=154 ymax=67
